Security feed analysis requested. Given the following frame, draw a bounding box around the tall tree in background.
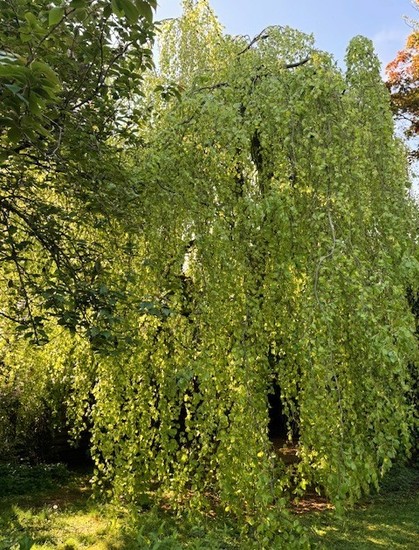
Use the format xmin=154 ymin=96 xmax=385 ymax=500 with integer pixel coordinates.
xmin=386 ymin=2 xmax=419 ymax=456
xmin=386 ymin=1 xmax=419 ymax=158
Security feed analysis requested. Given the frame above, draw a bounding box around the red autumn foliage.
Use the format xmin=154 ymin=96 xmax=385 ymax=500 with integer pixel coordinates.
xmin=386 ymin=6 xmax=419 ymax=155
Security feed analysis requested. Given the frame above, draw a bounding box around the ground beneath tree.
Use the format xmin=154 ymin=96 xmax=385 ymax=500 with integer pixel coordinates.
xmin=0 ymin=462 xmax=418 ymax=549
xmin=271 ymin=437 xmax=334 ymax=513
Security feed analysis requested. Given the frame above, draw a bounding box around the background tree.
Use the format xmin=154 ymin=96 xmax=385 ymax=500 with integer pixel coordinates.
xmin=386 ymin=1 xmax=419 ymax=457
xmin=0 ymin=0 xmax=156 ymax=342
xmin=0 ymin=0 xmax=158 ymax=468
xmin=386 ymin=1 xmax=419 ymax=158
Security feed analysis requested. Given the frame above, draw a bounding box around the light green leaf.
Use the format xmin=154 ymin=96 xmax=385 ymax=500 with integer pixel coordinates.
xmin=24 ymin=12 xmax=39 ymax=26
xmin=19 ymin=32 xmax=33 ymax=43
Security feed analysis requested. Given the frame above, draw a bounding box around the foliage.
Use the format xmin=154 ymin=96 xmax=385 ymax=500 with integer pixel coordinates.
xmin=75 ymin=1 xmax=419 ymax=543
xmin=0 ymin=0 xmax=156 ymax=341
xmin=386 ymin=0 xmax=419 ymax=157
xmin=0 ymin=0 xmax=418 ymax=544
xmin=0 ymin=329 xmax=93 ymax=460
xmin=305 ymin=462 xmax=419 ymax=549
xmin=385 ymin=1 xmax=419 ymax=458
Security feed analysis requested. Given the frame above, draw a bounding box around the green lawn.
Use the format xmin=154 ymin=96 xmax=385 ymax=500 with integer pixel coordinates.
xmin=0 ymin=463 xmax=418 ymax=549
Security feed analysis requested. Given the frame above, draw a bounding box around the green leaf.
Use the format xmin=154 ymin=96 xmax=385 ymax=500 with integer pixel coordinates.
xmin=19 ymin=31 xmax=33 ymax=43
xmin=135 ymin=0 xmax=153 ymax=23
xmin=0 ymin=150 xmax=10 ymax=164
xmin=48 ymin=7 xmax=64 ymax=27
xmin=30 ymin=121 xmax=51 ymax=138
xmin=4 ymin=83 xmax=21 ymax=95
xmin=28 ymin=92 xmax=43 ymax=116
xmin=30 ymin=61 xmax=60 ymax=87
xmin=7 ymin=125 xmax=22 ymax=144
xmin=103 ymin=4 xmax=112 ymax=18
xmin=111 ymin=0 xmax=124 ymax=17
xmin=24 ymin=12 xmax=39 ymax=26
xmin=120 ymin=0 xmax=139 ymax=23
xmin=0 ymin=64 xmax=29 ymax=81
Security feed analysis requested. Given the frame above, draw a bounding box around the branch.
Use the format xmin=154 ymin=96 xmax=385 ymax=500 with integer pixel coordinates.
xmin=0 ymin=309 xmax=22 ymax=324
xmin=238 ymin=29 xmax=270 ymax=56
xmin=192 ymin=82 xmax=229 ymax=94
xmin=31 ymin=7 xmax=77 ymax=62
xmin=284 ymin=57 xmax=310 ymax=69
xmin=237 ymin=27 xmax=311 ymax=68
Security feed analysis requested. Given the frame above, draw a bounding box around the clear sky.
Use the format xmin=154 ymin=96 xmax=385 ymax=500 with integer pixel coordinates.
xmin=156 ymin=0 xmax=418 ymax=71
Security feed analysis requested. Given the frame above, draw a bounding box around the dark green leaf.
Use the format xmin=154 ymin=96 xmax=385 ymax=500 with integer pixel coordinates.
xmin=135 ymin=0 xmax=153 ymax=23
xmin=120 ymin=0 xmax=139 ymax=23
xmin=48 ymin=7 xmax=64 ymax=27
xmin=28 ymin=92 xmax=42 ymax=115
xmin=111 ymin=0 xmax=124 ymax=17
xmin=7 ymin=125 xmax=22 ymax=143
xmin=0 ymin=150 xmax=10 ymax=164
xmin=4 ymin=83 xmax=21 ymax=94
xmin=103 ymin=4 xmax=112 ymax=18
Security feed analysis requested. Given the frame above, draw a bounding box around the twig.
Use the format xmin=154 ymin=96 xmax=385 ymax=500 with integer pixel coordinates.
xmin=192 ymin=82 xmax=229 ymax=94
xmin=0 ymin=310 xmax=22 ymax=324
xmin=238 ymin=29 xmax=270 ymax=56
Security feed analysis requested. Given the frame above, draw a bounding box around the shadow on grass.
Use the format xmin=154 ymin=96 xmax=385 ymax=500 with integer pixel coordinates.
xmin=305 ymin=464 xmax=419 ymax=549
xmin=0 ymin=466 xmax=117 ymax=550
xmin=0 ymin=462 xmax=418 ymax=549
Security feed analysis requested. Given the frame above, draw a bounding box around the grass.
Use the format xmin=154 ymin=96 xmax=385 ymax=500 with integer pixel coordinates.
xmin=304 ymin=463 xmax=419 ymax=549
xmin=0 ymin=462 xmax=418 ymax=549
xmin=0 ymin=466 xmax=123 ymax=550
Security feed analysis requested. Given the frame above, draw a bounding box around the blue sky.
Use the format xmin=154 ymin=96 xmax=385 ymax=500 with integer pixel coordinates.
xmin=156 ymin=0 xmax=418 ymax=71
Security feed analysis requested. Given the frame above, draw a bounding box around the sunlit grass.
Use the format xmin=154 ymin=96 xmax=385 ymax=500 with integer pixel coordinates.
xmin=304 ymin=463 xmax=419 ymax=549
xmin=307 ymin=495 xmax=419 ymax=549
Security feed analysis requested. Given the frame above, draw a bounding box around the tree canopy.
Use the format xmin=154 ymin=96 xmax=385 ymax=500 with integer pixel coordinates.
xmin=0 ymin=1 xmax=418 ymax=546
xmin=90 ymin=0 xmax=418 ymax=530
xmin=386 ymin=0 xmax=419 ymax=158
xmin=0 ymin=0 xmax=156 ymax=342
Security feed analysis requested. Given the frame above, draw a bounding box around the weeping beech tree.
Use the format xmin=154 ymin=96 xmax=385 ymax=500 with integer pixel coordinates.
xmin=83 ymin=2 xmax=419 ymax=528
